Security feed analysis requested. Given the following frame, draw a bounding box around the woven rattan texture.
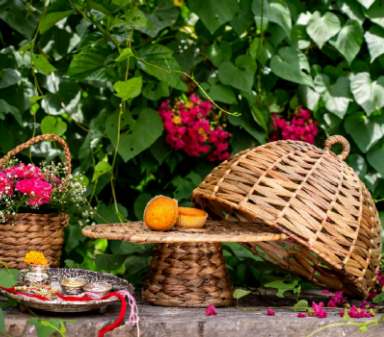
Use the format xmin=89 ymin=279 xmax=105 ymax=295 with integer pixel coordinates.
xmin=0 ymin=135 xmax=72 ymax=270
xmin=142 ymin=242 xmax=234 ymax=307
xmin=81 ymin=220 xmax=289 ymax=243
xmin=0 ymin=213 xmax=69 ymax=269
xmin=192 ymin=136 xmax=382 ymax=298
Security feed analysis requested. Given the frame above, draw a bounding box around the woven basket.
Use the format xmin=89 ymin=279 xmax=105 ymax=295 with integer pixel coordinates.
xmin=0 ymin=134 xmax=72 ymax=269
xmin=192 ymin=136 xmax=382 ymax=298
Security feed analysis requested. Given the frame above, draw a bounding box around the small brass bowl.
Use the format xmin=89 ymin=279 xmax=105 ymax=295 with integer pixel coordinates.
xmin=83 ymin=282 xmax=112 ymax=297
xmin=59 ymin=278 xmax=88 ymax=295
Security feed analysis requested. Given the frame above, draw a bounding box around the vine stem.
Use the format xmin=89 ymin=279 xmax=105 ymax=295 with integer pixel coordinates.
xmin=305 ymin=322 xmax=369 ymax=337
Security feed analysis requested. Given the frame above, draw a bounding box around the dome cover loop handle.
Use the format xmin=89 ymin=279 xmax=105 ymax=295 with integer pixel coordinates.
xmin=324 ymin=135 xmax=350 ymax=161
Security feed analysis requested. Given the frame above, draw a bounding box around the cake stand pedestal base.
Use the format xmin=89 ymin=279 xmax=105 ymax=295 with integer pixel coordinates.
xmin=142 ymin=242 xmax=234 ymax=307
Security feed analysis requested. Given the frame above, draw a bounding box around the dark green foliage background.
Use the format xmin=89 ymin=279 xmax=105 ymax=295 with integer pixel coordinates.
xmin=0 ymin=0 xmax=383 ymax=289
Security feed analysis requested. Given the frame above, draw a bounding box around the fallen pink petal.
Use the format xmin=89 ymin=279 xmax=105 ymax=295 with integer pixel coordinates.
xmin=266 ymin=308 xmax=276 ymax=316
xmin=206 ymin=304 xmax=217 ymax=316
xmin=321 ymin=290 xmax=330 ymax=294
xmin=297 ymin=313 xmax=307 ymax=318
xmin=312 ymin=302 xmax=327 ymax=318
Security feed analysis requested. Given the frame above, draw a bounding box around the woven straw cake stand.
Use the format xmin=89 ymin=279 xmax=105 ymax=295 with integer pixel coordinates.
xmin=82 ymin=220 xmax=288 ymax=307
xmin=192 ymin=136 xmax=382 ymax=298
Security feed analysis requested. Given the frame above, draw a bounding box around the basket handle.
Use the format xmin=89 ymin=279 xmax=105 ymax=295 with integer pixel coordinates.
xmin=0 ymin=134 xmax=72 ymax=178
xmin=324 ymin=135 xmax=350 ymax=161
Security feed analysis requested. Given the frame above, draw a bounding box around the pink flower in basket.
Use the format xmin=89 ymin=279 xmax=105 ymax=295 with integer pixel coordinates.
xmin=0 ymin=173 xmax=13 ymax=195
xmin=15 ymin=178 xmax=53 ymax=205
xmin=3 ymin=163 xmax=44 ymax=180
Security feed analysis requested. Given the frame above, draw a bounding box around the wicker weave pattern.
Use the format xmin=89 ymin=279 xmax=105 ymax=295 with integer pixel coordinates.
xmin=0 ymin=213 xmax=68 ymax=269
xmin=0 ymin=135 xmax=71 ymax=270
xmin=192 ymin=137 xmax=382 ymax=298
xmin=142 ymin=242 xmax=234 ymax=307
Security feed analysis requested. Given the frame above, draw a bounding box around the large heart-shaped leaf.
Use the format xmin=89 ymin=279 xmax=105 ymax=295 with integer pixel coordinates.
xmin=298 ymin=85 xmax=320 ymax=111
xmin=40 ymin=116 xmax=67 ymax=136
xmin=66 ymin=44 xmax=111 ymax=80
xmin=92 ymin=161 xmax=112 ymax=182
xmin=94 ymin=203 xmax=128 ymax=224
xmin=364 ymin=26 xmax=384 ymax=63
xmin=218 ymin=55 xmax=257 ymax=92
xmin=95 ymin=254 xmax=129 ymax=271
xmin=338 ymin=0 xmax=365 ymax=25
xmin=40 ymin=0 xmax=75 ymax=34
xmin=269 ymin=0 xmax=292 ymax=37
xmin=344 ymin=112 xmax=384 ymax=153
xmin=333 ymin=22 xmax=363 ymax=65
xmin=350 ymin=72 xmax=384 ymax=115
xmin=113 ymin=77 xmax=142 ymax=101
xmin=270 ymin=47 xmax=312 ymax=86
xmin=230 ymin=0 xmax=253 ymax=36
xmin=189 ymin=0 xmax=237 ymax=34
xmin=307 ymin=11 xmax=341 ymax=49
xmin=108 ymin=108 xmax=164 ymax=162
xmin=140 ymin=3 xmax=178 ymax=37
xmin=136 ymin=44 xmax=187 ymax=91
xmin=314 ymin=75 xmax=352 ymax=118
xmin=0 ymin=269 xmax=19 ymax=288
xmin=363 ymin=1 xmax=384 ymax=29
xmin=252 ymin=0 xmax=269 ymax=32
xmin=0 ymin=99 xmax=22 ymax=125
xmin=0 ymin=69 xmax=20 ymax=89
xmin=346 ymin=154 xmax=367 ymax=179
xmin=367 ymin=144 xmax=384 ymax=177
xmin=32 ymin=55 xmax=57 ymax=75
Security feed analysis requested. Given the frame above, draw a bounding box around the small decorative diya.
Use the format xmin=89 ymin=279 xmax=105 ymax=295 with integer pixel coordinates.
xmin=83 ymin=282 xmax=112 ymax=297
xmin=59 ymin=278 xmax=88 ymax=295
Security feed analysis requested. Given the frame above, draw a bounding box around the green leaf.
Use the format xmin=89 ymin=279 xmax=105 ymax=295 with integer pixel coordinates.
xmin=143 ymin=81 xmax=169 ymax=101
xmin=333 ymin=22 xmax=363 ymax=65
xmin=218 ymin=55 xmax=257 ymax=92
xmin=112 ymin=0 xmax=130 ymax=6
xmin=314 ymin=75 xmax=351 ymax=118
xmin=29 ymin=95 xmax=44 ymax=103
xmin=140 ymin=3 xmax=178 ymax=37
xmin=0 ymin=308 xmax=4 ymax=333
xmin=109 ymin=108 xmax=164 ymax=162
xmin=150 ymin=137 xmax=173 ymax=164
xmin=125 ymin=8 xmax=147 ymax=28
xmin=364 ymin=26 xmax=384 ymax=63
xmin=264 ymin=280 xmax=299 ymax=298
xmin=189 ymin=0 xmax=237 ymax=34
xmin=95 ymin=254 xmax=128 ymax=271
xmin=86 ymin=0 xmax=113 ymax=17
xmin=66 ymin=44 xmax=111 ymax=80
xmin=350 ymin=72 xmax=384 ymax=115
xmin=134 ymin=193 xmax=152 ymax=220
xmin=346 ymin=154 xmax=367 ymax=179
xmin=41 ymin=116 xmax=67 ymax=136
xmin=373 ymin=291 xmax=384 ymax=304
xmin=344 ymin=112 xmax=384 ymax=153
xmin=0 ymin=0 xmax=40 ymax=39
xmin=93 ymin=161 xmax=112 ymax=182
xmin=233 ymin=289 xmax=251 ymax=299
xmin=270 ymin=47 xmax=312 ymax=86
xmin=269 ymin=0 xmax=292 ymax=37
xmin=207 ymin=42 xmax=232 ymax=67
xmin=31 ymin=55 xmax=57 ymax=75
xmin=362 ymin=2 xmax=384 ymax=29
xmin=0 ymin=69 xmax=21 ymax=89
xmin=307 ymin=11 xmax=341 ymax=49
xmin=290 ymin=25 xmax=311 ymax=50
xmin=114 ymin=77 xmax=142 ymax=101
xmin=0 ymin=269 xmax=19 ymax=288
xmin=41 ymin=10 xmax=75 ymax=34
xmin=339 ymin=0 xmax=365 ymax=26
xmin=0 ymin=99 xmax=22 ymax=125
xmin=201 ymin=83 xmax=237 ymax=105
xmin=298 ymin=85 xmax=320 ymax=110
xmin=293 ymin=299 xmax=308 ymax=312
xmin=228 ymin=111 xmax=265 ymax=144
xmin=94 ymin=203 xmax=128 ymax=224
xmin=115 ymin=48 xmax=134 ymax=62
xmin=367 ymin=144 xmax=384 ymax=177
xmin=230 ymin=0 xmax=253 ymax=36
xmin=357 ymin=0 xmax=375 ymax=9
xmin=252 ymin=0 xmax=269 ymax=32
xmin=251 ymin=106 xmax=268 ymax=134
xmin=136 ymin=44 xmax=187 ymax=91
xmin=27 ymin=318 xmax=75 ymax=337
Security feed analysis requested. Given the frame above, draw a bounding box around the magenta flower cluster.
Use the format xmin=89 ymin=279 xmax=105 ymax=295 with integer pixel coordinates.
xmin=158 ymin=94 xmax=231 ymax=162
xmin=0 ymin=163 xmax=59 ymax=206
xmin=340 ymin=305 xmax=375 ymax=319
xmin=269 ymin=106 xmax=318 ymax=144
xmin=368 ymin=270 xmax=384 ymax=300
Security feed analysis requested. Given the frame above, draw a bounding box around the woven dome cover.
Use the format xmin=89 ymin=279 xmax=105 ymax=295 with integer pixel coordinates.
xmin=192 ymin=136 xmax=382 ymax=298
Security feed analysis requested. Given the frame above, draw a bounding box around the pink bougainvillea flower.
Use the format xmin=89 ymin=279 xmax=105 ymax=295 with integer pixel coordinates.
xmin=312 ymin=302 xmax=327 ymax=318
xmin=0 ymin=172 xmax=13 ymax=196
xmin=347 ymin=305 xmax=374 ymax=318
xmin=321 ymin=290 xmax=330 ymax=294
xmin=340 ymin=311 xmax=344 ymax=317
xmin=266 ymin=308 xmax=275 ymax=316
xmin=327 ymin=299 xmax=337 ymax=308
xmin=297 ymin=313 xmax=307 ymax=318
xmin=206 ymin=304 xmax=217 ymax=316
xmin=15 ymin=179 xmax=52 ymax=205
